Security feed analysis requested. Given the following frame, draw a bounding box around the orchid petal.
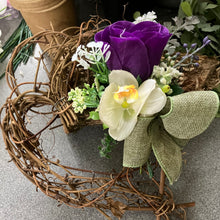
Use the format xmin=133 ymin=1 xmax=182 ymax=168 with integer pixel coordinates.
xmin=140 ymin=87 xmax=167 ymax=116
xmin=109 ymin=114 xmax=138 ymax=141
xmin=131 ymin=79 xmax=156 ymax=114
xmin=99 ymin=83 xmax=124 ymax=129
xmin=109 ymin=70 xmax=138 ymax=88
xmin=138 ymin=79 xmax=156 ymax=97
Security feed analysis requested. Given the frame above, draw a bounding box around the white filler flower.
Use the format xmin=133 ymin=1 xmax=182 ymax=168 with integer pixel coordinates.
xmin=71 ymin=41 xmax=110 ymax=70
xmin=134 ymin=11 xmax=157 ymax=24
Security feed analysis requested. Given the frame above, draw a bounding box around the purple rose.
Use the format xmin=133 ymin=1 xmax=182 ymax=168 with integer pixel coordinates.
xmin=95 ymin=21 xmax=171 ymax=80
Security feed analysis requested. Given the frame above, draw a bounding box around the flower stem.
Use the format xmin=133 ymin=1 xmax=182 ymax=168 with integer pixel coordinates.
xmin=174 ymin=43 xmax=207 ymax=68
xmin=156 ymin=169 xmax=166 ymax=220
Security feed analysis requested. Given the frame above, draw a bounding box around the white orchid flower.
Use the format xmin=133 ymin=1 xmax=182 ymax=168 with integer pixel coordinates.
xmin=99 ymin=70 xmax=167 ymax=141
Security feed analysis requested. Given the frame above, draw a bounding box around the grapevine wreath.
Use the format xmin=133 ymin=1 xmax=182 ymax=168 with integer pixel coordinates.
xmin=0 ymin=15 xmax=219 ymax=220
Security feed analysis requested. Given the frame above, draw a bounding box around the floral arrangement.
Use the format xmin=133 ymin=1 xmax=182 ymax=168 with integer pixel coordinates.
xmin=68 ymin=12 xmax=220 ymax=184
xmin=1 ymin=8 xmax=220 ymax=220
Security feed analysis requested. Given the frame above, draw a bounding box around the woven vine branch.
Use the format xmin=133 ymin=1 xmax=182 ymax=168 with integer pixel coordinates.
xmin=1 ymin=16 xmax=219 ymax=219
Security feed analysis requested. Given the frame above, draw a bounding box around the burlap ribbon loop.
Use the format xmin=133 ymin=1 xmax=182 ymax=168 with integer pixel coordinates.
xmin=123 ymin=91 xmax=219 ymax=184
xmin=161 ymin=91 xmax=219 ymax=139
xmin=123 ymin=117 xmax=154 ymax=168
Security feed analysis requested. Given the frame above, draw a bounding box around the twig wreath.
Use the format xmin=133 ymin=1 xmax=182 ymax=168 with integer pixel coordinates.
xmin=0 ymin=16 xmax=220 ymax=220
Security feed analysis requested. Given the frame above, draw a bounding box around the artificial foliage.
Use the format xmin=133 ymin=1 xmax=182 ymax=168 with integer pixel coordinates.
xmin=178 ymin=0 xmax=220 ymax=56
xmin=0 ymin=19 xmax=33 ymax=79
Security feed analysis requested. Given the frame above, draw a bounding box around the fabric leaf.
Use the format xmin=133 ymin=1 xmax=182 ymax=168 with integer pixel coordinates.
xmin=171 ymin=136 xmax=189 ymax=147
xmin=161 ymin=91 xmax=219 ymax=139
xmin=123 ymin=117 xmax=153 ymax=167
xmin=151 ymin=120 xmax=182 ymax=184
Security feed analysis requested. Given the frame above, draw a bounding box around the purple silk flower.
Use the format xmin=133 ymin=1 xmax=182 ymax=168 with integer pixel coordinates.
xmin=95 ymin=21 xmax=171 ymax=80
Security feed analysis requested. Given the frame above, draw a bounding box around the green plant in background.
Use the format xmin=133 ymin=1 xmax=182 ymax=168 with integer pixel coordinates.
xmin=98 ymin=133 xmax=118 ymax=158
xmin=178 ymin=0 xmax=220 ymax=56
xmin=0 ymin=19 xmax=34 ymax=79
xmin=163 ymin=15 xmax=200 ymax=55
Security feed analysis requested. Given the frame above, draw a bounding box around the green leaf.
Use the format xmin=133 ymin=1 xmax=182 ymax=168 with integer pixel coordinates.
xmin=0 ymin=6 xmax=6 ymax=13
xmin=207 ymin=35 xmax=219 ymax=44
xmin=213 ymin=84 xmax=220 ymax=94
xmin=184 ymin=24 xmax=195 ymax=31
xmin=87 ymin=111 xmax=100 ymax=120
xmin=0 ymin=19 xmax=34 ymax=72
xmin=200 ymin=2 xmax=209 ymax=13
xmin=151 ymin=120 xmax=182 ymax=184
xmin=190 ymin=0 xmax=199 ymax=13
xmin=181 ymin=1 xmax=193 ymax=16
xmin=180 ymin=31 xmax=196 ymax=46
xmin=205 ymin=4 xmax=218 ymax=10
xmin=133 ymin=11 xmax=141 ymax=20
xmin=98 ymin=133 xmax=117 ymax=158
xmin=170 ymin=83 xmax=184 ymax=96
xmin=210 ymin=42 xmax=220 ymax=54
xmin=147 ymin=161 xmax=153 ymax=179
xmin=136 ymin=75 xmax=143 ymax=86
xmin=200 ymin=24 xmax=220 ymax=32
xmin=102 ymin=123 xmax=109 ymax=130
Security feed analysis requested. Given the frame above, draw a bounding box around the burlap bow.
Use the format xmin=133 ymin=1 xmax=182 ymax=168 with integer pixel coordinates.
xmin=123 ymin=91 xmax=219 ymax=184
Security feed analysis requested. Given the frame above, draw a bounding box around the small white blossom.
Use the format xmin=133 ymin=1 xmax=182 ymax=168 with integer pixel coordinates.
xmin=78 ymin=59 xmax=90 ymax=70
xmin=160 ymin=77 xmax=167 ymax=85
xmin=134 ymin=11 xmax=157 ymax=24
xmin=160 ymin=62 xmax=167 ymax=68
xmin=71 ymin=41 xmax=111 ymax=70
xmin=152 ymin=65 xmax=183 ymax=94
xmin=166 ymin=66 xmax=183 ymax=78
xmin=68 ymin=87 xmax=87 ymax=114
xmin=152 ymin=65 xmax=182 ymax=79
xmin=87 ymin=41 xmax=103 ymax=49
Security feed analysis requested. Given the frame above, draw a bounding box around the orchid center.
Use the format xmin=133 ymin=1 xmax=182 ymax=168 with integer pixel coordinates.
xmin=114 ymin=85 xmax=138 ymax=108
